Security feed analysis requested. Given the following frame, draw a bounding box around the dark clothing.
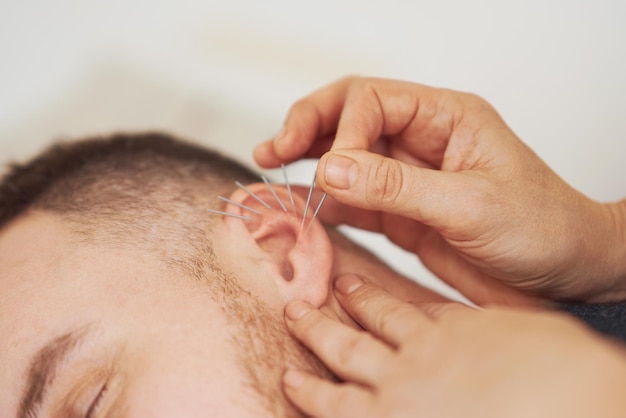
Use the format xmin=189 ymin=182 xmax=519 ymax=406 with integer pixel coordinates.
xmin=560 ymin=303 xmax=626 ymax=343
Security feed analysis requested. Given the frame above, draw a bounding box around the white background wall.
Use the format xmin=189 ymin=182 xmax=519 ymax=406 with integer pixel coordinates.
xmin=1 ymin=0 xmax=624 ymax=300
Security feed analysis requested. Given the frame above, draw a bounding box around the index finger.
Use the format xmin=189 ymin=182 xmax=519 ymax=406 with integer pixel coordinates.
xmin=255 ymin=76 xmax=461 ymax=169
xmin=332 ymin=77 xmax=427 ymax=151
xmin=334 ymin=274 xmax=433 ymax=347
xmin=254 ymin=77 xmax=353 ymax=168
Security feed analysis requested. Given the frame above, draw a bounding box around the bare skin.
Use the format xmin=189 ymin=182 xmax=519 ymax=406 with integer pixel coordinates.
xmin=255 ymin=76 xmax=626 ymax=304
xmin=282 ymin=274 xmax=626 ymax=418
xmin=253 ymin=76 xmax=626 ymax=417
xmin=0 ymin=194 xmax=445 ymax=418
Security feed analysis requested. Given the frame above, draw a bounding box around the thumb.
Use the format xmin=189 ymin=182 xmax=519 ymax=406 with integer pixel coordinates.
xmin=317 ymin=150 xmax=476 ymax=229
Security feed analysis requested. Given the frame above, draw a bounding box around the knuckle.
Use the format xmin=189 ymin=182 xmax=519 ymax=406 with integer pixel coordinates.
xmin=465 ymin=91 xmax=487 ymax=104
xmin=375 ymin=303 xmax=410 ymax=335
xmin=351 ymin=75 xmax=371 ymax=88
xmin=422 ymin=301 xmax=464 ymax=318
xmin=351 ymin=76 xmax=386 ymax=98
xmin=294 ymin=310 xmax=324 ymax=338
xmin=349 ymin=284 xmax=377 ymax=312
xmin=359 ymin=78 xmax=386 ymax=103
xmin=344 ymin=75 xmax=367 ymax=97
xmin=337 ymin=332 xmax=377 ymax=366
xmin=464 ymin=92 xmax=498 ymax=115
xmin=360 ymin=77 xmax=378 ymax=92
xmin=461 ymin=91 xmax=489 ymax=107
xmin=340 ymin=74 xmax=361 ymax=85
xmin=288 ymin=98 xmax=313 ymax=118
xmin=367 ymin=159 xmax=405 ymax=208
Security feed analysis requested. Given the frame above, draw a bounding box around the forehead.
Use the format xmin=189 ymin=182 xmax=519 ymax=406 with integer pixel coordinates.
xmin=0 ymin=213 xmax=82 ymax=337
xmin=0 ymin=212 xmax=159 ymax=317
xmin=0 ymin=214 xmax=116 ymax=410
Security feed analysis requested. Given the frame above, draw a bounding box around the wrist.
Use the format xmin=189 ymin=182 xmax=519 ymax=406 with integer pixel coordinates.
xmin=602 ymin=200 xmax=626 ymax=300
xmin=579 ymin=199 xmax=626 ymax=302
xmin=562 ymin=198 xmax=626 ymax=303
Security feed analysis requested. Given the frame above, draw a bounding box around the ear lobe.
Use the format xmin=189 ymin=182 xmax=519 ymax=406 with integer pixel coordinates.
xmin=224 ymin=183 xmax=333 ymax=307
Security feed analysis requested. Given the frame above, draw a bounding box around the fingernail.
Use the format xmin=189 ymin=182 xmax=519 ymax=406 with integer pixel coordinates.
xmin=274 ymin=126 xmax=287 ymax=146
xmin=283 ymin=369 xmax=305 ymax=388
xmin=335 ymin=274 xmax=364 ymax=295
xmin=324 ymin=155 xmax=357 ymax=189
xmin=285 ymin=300 xmax=311 ymax=321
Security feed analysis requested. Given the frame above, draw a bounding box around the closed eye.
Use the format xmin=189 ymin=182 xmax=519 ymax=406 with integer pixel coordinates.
xmin=85 ymin=383 xmax=107 ymax=418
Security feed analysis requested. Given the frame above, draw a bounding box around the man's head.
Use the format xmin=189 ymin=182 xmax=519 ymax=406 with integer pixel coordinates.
xmin=0 ymin=132 xmax=441 ymax=417
xmin=0 ymin=132 xmax=342 ymax=417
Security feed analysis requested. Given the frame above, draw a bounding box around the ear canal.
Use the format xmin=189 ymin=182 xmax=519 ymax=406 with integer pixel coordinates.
xmin=254 ymin=222 xmax=297 ymax=281
xmin=224 ymin=182 xmax=333 ymax=307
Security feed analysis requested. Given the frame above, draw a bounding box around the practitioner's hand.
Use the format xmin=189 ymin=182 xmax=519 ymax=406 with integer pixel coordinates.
xmin=282 ymin=274 xmax=626 ymax=418
xmin=255 ymin=76 xmax=626 ymax=303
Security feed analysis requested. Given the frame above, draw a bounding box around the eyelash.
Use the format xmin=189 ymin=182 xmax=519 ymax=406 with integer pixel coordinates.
xmin=85 ymin=384 xmax=107 ymax=418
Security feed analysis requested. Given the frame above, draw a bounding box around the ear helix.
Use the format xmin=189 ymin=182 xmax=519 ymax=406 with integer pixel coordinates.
xmin=206 ymin=164 xmax=328 ymax=235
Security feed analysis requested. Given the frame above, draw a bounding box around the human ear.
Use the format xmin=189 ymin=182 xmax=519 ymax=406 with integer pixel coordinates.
xmin=218 ymin=183 xmax=333 ymax=307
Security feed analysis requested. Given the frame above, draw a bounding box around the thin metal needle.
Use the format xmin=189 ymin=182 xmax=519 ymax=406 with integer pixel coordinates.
xmin=300 ymin=172 xmax=316 ymax=231
xmin=281 ymin=164 xmax=297 ymax=215
xmin=304 ymin=192 xmax=327 ymax=234
xmin=217 ymin=196 xmax=262 ymax=215
xmin=206 ymin=208 xmax=252 ymax=221
xmin=261 ymin=176 xmax=288 ymax=212
xmin=311 ymin=192 xmax=327 ymax=220
xmin=235 ymin=181 xmax=272 ymax=209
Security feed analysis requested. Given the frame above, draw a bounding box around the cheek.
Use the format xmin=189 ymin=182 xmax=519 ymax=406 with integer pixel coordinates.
xmin=122 ymin=342 xmax=265 ymax=418
xmin=118 ymin=294 xmax=271 ymax=418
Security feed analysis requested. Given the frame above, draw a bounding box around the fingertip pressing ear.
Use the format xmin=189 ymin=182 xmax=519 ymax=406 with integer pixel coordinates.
xmin=223 ymin=182 xmax=334 ymax=308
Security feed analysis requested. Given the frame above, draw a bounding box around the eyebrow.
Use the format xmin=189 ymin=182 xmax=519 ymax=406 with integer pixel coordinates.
xmin=18 ymin=325 xmax=92 ymax=418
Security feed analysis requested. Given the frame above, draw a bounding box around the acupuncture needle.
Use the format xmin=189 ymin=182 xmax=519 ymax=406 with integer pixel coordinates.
xmin=206 ymin=208 xmax=252 ymax=221
xmin=235 ymin=181 xmax=272 ymax=209
xmin=281 ymin=164 xmax=297 ymax=215
xmin=261 ymin=175 xmax=288 ymax=212
xmin=207 ymin=165 xmax=328 ymax=229
xmin=217 ymin=195 xmax=262 ymax=215
xmin=304 ymin=192 xmax=328 ymax=234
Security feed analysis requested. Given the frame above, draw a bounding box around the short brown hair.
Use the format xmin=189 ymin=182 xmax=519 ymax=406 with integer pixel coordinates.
xmin=0 ymin=132 xmax=259 ymax=226
xmin=0 ymin=132 xmax=259 ymax=278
